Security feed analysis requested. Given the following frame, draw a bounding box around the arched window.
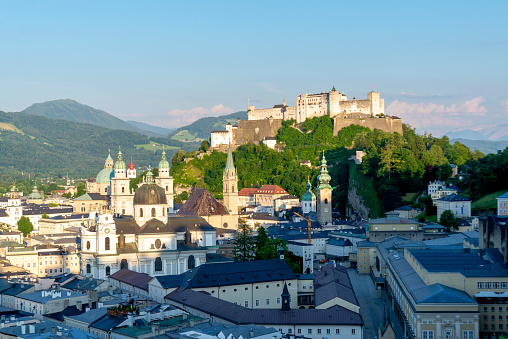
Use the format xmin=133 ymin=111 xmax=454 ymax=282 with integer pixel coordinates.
xmin=188 ymin=255 xmax=195 ymax=269
xmin=105 ymin=266 xmax=111 ymax=276
xmin=122 ymin=187 xmax=125 ymax=193
xmin=231 ymin=185 xmax=234 ymax=193
xmin=86 ymin=264 xmax=91 ymax=274
xmin=223 ymin=223 xmax=228 ymax=228
xmin=163 ymin=209 xmax=165 ymax=216
xmin=120 ymin=259 xmax=128 ymax=270
xmin=105 ymin=237 xmax=110 ymax=251
xmin=140 ymin=208 xmax=143 ymax=217
xmin=151 ymin=208 xmax=156 ymax=217
xmin=155 ymin=257 xmax=162 ymax=272
xmin=324 ymin=198 xmax=328 ymax=204
xmin=166 ymin=186 xmax=168 ymax=192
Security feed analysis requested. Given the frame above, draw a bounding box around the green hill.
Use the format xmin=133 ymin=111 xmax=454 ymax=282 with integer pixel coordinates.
xmin=472 ymin=190 xmax=508 ymax=211
xmin=169 ymin=111 xmax=248 ymax=141
xmin=0 ymin=111 xmax=198 ymax=179
xmin=22 ymin=99 xmax=166 ymax=137
xmin=451 ymin=138 xmax=508 ymax=155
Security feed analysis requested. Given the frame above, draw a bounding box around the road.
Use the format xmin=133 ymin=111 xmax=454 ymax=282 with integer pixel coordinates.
xmin=347 ymin=268 xmax=404 ymax=339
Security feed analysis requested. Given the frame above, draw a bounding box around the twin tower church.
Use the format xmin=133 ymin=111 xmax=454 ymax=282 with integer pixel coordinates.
xmin=79 ymin=146 xmax=333 ymax=279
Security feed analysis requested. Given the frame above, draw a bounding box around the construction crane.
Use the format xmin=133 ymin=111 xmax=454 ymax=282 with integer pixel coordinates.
xmin=294 ymin=212 xmax=311 ymax=245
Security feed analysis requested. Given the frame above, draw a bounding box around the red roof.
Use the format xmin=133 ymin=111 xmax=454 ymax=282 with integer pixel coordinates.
xmin=128 ymin=157 xmax=135 ymax=170
xmin=256 ymin=185 xmax=288 ymax=195
xmin=238 ymin=188 xmax=258 ymax=197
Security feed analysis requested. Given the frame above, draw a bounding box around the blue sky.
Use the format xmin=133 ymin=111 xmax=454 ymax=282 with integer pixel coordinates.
xmin=0 ymin=0 xmax=507 ymax=135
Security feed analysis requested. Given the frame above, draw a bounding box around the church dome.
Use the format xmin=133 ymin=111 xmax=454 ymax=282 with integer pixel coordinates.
xmin=158 ymin=150 xmax=170 ymax=169
xmin=114 ymin=150 xmax=126 ymax=170
xmin=96 ymin=168 xmax=114 ymax=183
xmin=302 ymin=181 xmax=316 ymax=202
xmin=133 ymin=184 xmax=167 ymax=205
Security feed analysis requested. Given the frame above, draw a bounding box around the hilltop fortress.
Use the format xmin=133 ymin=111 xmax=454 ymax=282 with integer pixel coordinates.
xmin=211 ymin=87 xmax=402 ymax=150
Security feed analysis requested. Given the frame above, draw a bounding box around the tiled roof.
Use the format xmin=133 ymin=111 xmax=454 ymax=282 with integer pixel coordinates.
xmin=497 ymin=192 xmax=508 ymax=199
xmin=156 ymin=259 xmax=296 ymax=289
xmin=177 ymin=188 xmax=228 ymax=216
xmin=314 ymin=264 xmax=359 ymax=307
xmin=238 ymin=188 xmax=258 ymax=197
xmin=437 ymin=193 xmax=471 ymax=202
xmin=109 ymin=269 xmax=152 ymax=291
xmin=166 ymin=288 xmax=363 ymax=325
xmin=327 ymin=238 xmax=353 ymax=247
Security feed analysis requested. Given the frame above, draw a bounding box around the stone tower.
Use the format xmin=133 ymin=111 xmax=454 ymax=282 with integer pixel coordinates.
xmin=317 ymin=152 xmax=333 ymax=225
xmin=110 ymin=148 xmax=133 ymax=216
xmin=223 ymin=144 xmax=238 ymax=214
xmin=155 ymin=148 xmax=174 ymax=213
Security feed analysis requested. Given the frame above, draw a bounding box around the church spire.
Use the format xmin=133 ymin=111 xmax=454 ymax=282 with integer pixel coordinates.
xmin=317 ymin=151 xmax=332 ymax=190
xmin=146 ymin=165 xmax=154 ymax=184
xmin=223 ymin=144 xmax=236 ymax=178
xmin=114 ymin=146 xmax=126 ymax=170
xmin=281 ymin=282 xmax=290 ymax=311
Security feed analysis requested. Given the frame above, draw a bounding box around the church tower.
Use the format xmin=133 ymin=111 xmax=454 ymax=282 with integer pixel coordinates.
xmin=155 ymin=148 xmax=174 ymax=213
xmin=110 ymin=148 xmax=133 ymax=216
xmin=317 ymin=152 xmax=333 ymax=225
xmin=222 ymin=144 xmax=238 ymax=214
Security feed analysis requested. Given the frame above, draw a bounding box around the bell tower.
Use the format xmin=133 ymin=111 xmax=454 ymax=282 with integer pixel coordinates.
xmin=222 ymin=144 xmax=238 ymax=215
xmin=110 ymin=147 xmax=133 ymax=215
xmin=155 ymin=147 xmax=174 ymax=213
xmin=317 ymin=151 xmax=333 ymax=225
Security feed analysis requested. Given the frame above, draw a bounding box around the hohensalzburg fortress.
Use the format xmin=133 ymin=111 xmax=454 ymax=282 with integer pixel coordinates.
xmin=248 ymin=86 xmax=385 ymax=123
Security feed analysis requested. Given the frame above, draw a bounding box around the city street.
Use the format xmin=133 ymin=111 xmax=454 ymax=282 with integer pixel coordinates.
xmin=347 ymin=268 xmax=404 ymax=339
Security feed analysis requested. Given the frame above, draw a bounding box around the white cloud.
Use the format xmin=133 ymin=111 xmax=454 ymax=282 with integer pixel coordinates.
xmin=386 ymin=97 xmax=488 ymax=134
xmin=160 ymin=104 xmax=234 ymax=127
xmin=502 ymin=99 xmax=508 ymax=111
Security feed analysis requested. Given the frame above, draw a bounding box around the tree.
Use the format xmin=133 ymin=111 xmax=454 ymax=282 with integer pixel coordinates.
xmin=41 ymin=213 xmax=50 ymax=219
xmin=233 ymin=219 xmax=255 ymax=261
xmin=17 ymin=216 xmax=33 ymax=237
xmin=439 ymin=210 xmax=458 ymax=231
xmin=199 ymin=140 xmax=210 ymax=152
xmin=255 ymin=226 xmax=270 ymax=260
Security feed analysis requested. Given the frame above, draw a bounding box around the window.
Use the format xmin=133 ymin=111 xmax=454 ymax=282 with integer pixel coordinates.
xmin=122 ymin=187 xmax=125 ymax=193
xmin=255 ymin=300 xmax=259 ymax=307
xmin=276 ymin=297 xmax=281 ymax=304
xmin=501 ymin=307 xmax=504 ymax=312
xmin=244 ymin=301 xmax=249 ymax=308
xmin=297 ymin=329 xmax=301 ymax=334
xmin=494 ymin=282 xmax=500 ymax=289
xmin=188 ymin=255 xmax=195 ymax=269
xmin=86 ymin=264 xmax=91 ymax=274
xmin=317 ymin=329 xmax=321 ymax=334
xmin=288 ymin=329 xmax=292 ymax=334
xmin=326 ymin=329 xmax=330 ymax=334
xmin=105 ymin=237 xmax=110 ymax=250
xmin=266 ymin=299 xmax=270 ymax=305
xmin=155 ymin=257 xmax=162 ymax=272
xmin=486 ymin=282 xmax=492 ymax=289
xmin=478 ymin=282 xmax=484 ymax=289
xmin=352 ymin=329 xmax=355 ymax=334
xmin=502 ymin=282 xmax=507 ymax=288
xmin=422 ymin=330 xmax=434 ymax=339
xmin=120 ymin=259 xmax=128 ymax=270
xmin=106 ymin=266 xmax=110 ymax=276
xmin=303 ymin=284 xmax=306 ymax=289
xmin=140 ymin=208 xmax=143 ymax=217
xmin=308 ymin=329 xmax=312 ymax=334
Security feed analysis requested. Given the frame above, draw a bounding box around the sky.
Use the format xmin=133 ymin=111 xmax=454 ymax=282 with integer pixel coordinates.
xmin=0 ymin=0 xmax=507 ymax=135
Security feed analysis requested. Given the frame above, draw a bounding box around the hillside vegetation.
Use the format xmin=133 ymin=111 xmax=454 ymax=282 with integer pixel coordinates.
xmin=168 ymin=111 xmax=248 ymax=141
xmin=0 ymin=111 xmax=198 ymax=180
xmin=22 ymin=99 xmax=165 ymax=137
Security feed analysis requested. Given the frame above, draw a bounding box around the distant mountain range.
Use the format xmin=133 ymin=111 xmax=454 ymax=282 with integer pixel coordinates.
xmin=445 ymin=124 xmax=508 ymax=141
xmin=126 ymin=120 xmax=175 ymax=136
xmin=22 ymin=99 xmax=168 ymax=138
xmin=168 ymin=111 xmax=248 ymax=141
xmin=451 ymin=138 xmax=508 ymax=155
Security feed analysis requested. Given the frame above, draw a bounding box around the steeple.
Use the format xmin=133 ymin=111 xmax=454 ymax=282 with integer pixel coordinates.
xmin=128 ymin=156 xmax=135 ymax=170
xmin=158 ymin=147 xmax=170 ymax=169
xmin=146 ymin=166 xmax=155 ymax=185
xmin=281 ymin=282 xmax=290 ymax=311
xmin=331 ymin=85 xmax=336 ymax=92
xmin=223 ymin=144 xmax=236 ymax=178
xmin=105 ymin=149 xmax=114 ymax=169
xmin=317 ymin=151 xmax=332 ymax=190
xmin=114 ymin=147 xmax=126 ymax=170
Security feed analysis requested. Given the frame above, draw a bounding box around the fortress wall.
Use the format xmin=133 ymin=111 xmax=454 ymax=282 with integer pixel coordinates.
xmin=333 ymin=116 xmax=403 ymax=135
xmin=247 ymin=107 xmax=283 ymax=120
xmin=233 ymin=119 xmax=283 ymax=145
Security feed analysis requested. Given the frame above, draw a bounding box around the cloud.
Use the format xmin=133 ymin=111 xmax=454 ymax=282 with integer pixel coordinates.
xmin=386 ymin=97 xmax=488 ymax=135
xmin=502 ymin=99 xmax=508 ymax=111
xmin=398 ymin=92 xmax=452 ymax=99
xmin=160 ymin=104 xmax=234 ymax=127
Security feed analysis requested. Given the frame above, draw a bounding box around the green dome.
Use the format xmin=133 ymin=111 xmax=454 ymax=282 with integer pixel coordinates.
xmin=114 ymin=150 xmax=126 ymax=170
xmin=28 ymin=186 xmax=42 ymax=199
xmin=302 ymin=181 xmax=316 ymax=201
xmin=96 ymin=168 xmax=114 ymax=183
xmin=158 ymin=150 xmax=170 ymax=169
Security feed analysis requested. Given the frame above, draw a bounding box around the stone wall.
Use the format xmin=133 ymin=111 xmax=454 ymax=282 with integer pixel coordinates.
xmin=233 ymin=118 xmax=283 ymax=145
xmin=333 ymin=116 xmax=403 ymax=135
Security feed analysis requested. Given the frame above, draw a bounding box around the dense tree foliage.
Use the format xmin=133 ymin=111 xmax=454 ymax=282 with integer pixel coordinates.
xmin=439 ymin=210 xmax=458 ymax=231
xmin=17 ymin=216 xmax=33 ymax=236
xmin=233 ymin=219 xmax=255 ymax=261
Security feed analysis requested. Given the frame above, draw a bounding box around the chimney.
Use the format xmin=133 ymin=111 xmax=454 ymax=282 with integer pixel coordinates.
xmin=52 ymin=327 xmax=56 ymax=334
xmin=250 ymin=328 xmax=254 ymax=338
xmin=127 ymin=314 xmax=134 ymax=327
xmin=21 ymin=325 xmax=26 ymax=335
xmin=144 ymin=311 xmax=151 ymax=323
xmin=57 ymin=330 xmax=62 ymax=336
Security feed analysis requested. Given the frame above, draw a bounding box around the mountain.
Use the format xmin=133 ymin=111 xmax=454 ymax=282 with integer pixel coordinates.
xmin=0 ymin=111 xmax=199 ymax=179
xmin=451 ymin=138 xmax=508 ymax=155
xmin=127 ymin=120 xmax=175 ymax=136
xmin=445 ymin=124 xmax=508 ymax=141
xmin=22 ymin=99 xmax=166 ymax=137
xmin=169 ymin=111 xmax=248 ymax=141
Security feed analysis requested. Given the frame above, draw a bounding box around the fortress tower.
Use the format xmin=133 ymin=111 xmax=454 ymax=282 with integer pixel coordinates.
xmin=222 ymin=144 xmax=238 ymax=214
